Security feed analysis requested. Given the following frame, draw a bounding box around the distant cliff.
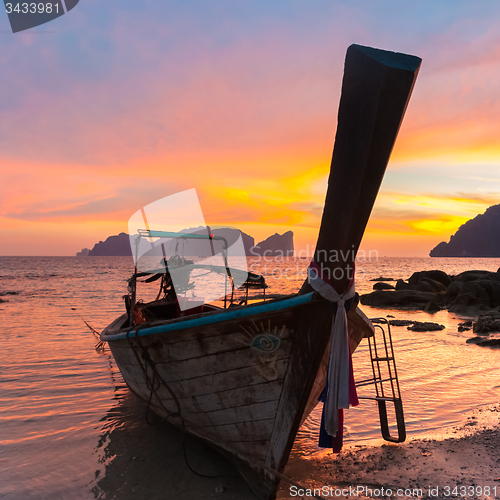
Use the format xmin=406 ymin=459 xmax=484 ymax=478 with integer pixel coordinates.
xmin=79 ymin=230 xmax=293 ymax=257
xmin=251 ymin=231 xmax=294 ymax=257
xmin=76 ymin=248 xmax=90 ymax=257
xmin=89 ymin=233 xmax=132 ymax=256
xmin=430 ymin=204 xmax=500 ymax=257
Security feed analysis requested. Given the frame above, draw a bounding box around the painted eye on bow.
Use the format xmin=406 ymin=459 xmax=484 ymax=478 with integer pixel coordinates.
xmin=250 ymin=334 xmax=281 ymax=353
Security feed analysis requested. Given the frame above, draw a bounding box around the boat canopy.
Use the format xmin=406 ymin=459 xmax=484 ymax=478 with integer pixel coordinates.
xmin=137 ymin=229 xmax=228 ymax=245
xmin=129 ymin=229 xmax=266 ymax=311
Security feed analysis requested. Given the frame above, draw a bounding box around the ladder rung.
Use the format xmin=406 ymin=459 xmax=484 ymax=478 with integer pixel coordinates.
xmin=372 ymin=357 xmax=393 ymax=361
xmin=356 ymin=377 xmax=394 ymax=387
xmin=358 ymin=396 xmax=399 ymax=402
xmin=356 ymin=378 xmax=376 ymax=385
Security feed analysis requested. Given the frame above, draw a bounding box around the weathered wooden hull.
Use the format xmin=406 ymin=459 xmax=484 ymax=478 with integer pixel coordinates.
xmin=102 ymin=293 xmax=336 ymax=499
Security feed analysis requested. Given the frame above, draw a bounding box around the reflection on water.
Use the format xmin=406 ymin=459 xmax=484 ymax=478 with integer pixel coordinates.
xmin=294 ymin=312 xmax=500 ymax=457
xmin=2 ymin=256 xmax=500 ymax=498
xmin=93 ymin=383 xmax=255 ymax=500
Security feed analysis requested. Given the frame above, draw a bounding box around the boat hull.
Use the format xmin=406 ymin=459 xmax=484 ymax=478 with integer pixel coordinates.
xmin=103 ymin=294 xmax=334 ymax=499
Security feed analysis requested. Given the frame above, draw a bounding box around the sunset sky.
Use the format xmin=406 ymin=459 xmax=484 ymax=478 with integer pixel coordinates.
xmin=1 ymin=1 xmax=500 ymax=256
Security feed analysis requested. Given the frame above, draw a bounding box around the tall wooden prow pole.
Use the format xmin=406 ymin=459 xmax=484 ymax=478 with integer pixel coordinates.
xmin=301 ymin=44 xmax=421 ymax=295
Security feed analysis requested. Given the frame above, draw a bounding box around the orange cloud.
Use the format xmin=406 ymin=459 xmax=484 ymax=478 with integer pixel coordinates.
xmin=2 ymin=11 xmax=500 ymax=257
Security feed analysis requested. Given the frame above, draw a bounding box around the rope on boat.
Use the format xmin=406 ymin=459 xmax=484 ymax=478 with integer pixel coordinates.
xmin=126 ymin=326 xmax=181 ymax=424
xmin=307 ymin=264 xmax=358 ymax=437
xmin=125 ymin=328 xmax=224 ymax=479
xmin=125 ymin=328 xmax=322 ymax=493
xmin=71 ymin=308 xmax=106 ymax=351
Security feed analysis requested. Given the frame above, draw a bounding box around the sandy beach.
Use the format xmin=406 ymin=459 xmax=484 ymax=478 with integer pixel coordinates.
xmin=277 ymin=404 xmax=500 ymax=499
xmin=94 ymin=398 xmax=500 ymax=500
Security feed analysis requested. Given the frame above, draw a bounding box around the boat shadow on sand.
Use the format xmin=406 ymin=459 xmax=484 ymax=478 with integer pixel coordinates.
xmin=92 ymin=389 xmax=256 ymax=500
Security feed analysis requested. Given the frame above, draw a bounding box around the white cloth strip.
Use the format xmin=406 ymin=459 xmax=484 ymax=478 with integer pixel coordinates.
xmin=307 ymin=266 xmax=355 ymax=436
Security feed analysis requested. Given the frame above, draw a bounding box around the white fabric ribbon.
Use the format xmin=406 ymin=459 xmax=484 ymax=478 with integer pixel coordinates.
xmin=307 ymin=265 xmax=356 ymax=436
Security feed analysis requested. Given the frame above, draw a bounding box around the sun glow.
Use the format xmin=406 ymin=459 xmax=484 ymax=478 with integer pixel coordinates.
xmin=2 ymin=6 xmax=500 ymax=257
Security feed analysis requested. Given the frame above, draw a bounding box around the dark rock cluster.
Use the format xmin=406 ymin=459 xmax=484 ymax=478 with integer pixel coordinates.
xmin=464 ymin=312 xmax=500 ymax=347
xmin=371 ymin=318 xmax=445 ymax=331
xmin=466 ymin=336 xmax=500 ymax=347
xmin=473 ymin=312 xmax=500 ymax=334
xmin=373 ymin=282 xmax=395 ymax=291
xmin=407 ymin=322 xmax=445 ymax=332
xmin=362 ymin=269 xmax=500 ymax=346
xmin=457 ymin=320 xmax=472 ymax=332
xmin=361 ymin=268 xmax=500 ymax=316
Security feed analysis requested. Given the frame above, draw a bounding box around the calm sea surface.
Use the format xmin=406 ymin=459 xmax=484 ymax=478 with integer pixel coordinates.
xmin=2 ymin=256 xmax=500 ymax=499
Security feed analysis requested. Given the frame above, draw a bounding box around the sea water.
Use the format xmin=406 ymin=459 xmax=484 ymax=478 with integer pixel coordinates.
xmin=2 ymin=256 xmax=500 ymax=499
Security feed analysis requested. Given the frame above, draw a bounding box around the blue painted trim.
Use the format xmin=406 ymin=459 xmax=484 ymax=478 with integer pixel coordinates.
xmin=103 ymin=292 xmax=314 ymax=341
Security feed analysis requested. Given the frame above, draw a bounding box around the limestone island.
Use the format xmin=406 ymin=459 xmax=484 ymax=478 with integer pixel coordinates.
xmin=78 ymin=229 xmax=294 ymax=258
xmin=430 ymin=204 xmax=500 ymax=257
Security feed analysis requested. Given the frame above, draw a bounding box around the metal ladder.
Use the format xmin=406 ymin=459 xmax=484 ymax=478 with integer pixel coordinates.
xmin=355 ymin=317 xmax=406 ymax=443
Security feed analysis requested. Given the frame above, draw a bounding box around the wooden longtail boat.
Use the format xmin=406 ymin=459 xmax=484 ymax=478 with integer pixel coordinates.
xmin=101 ymin=44 xmax=421 ymax=499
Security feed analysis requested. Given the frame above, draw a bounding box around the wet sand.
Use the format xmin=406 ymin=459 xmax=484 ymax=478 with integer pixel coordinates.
xmin=96 ymin=394 xmax=500 ymax=500
xmin=278 ymin=404 xmax=500 ymax=499
xmin=93 ymin=393 xmax=256 ymax=500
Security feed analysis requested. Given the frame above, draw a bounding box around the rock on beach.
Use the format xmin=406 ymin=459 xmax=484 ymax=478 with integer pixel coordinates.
xmin=407 ymin=322 xmax=445 ymax=332
xmin=473 ymin=312 xmax=500 ymax=334
xmin=372 ymin=282 xmax=395 ymax=291
xmin=360 ymin=290 xmax=440 ymax=308
xmin=361 ymin=268 xmax=500 ymax=317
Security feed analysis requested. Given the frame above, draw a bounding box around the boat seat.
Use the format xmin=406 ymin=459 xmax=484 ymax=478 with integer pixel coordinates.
xmin=141 ymin=302 xmax=178 ymax=321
